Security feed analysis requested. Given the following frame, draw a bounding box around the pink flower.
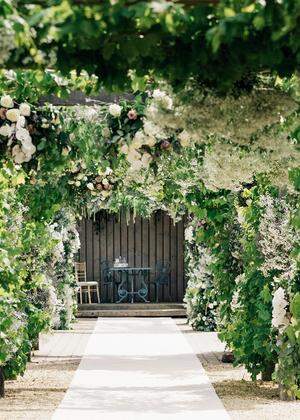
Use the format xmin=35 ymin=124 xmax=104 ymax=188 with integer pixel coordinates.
xmin=127 ymin=109 xmax=137 ymax=120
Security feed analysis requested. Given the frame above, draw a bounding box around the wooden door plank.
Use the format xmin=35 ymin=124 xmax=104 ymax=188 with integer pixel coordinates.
xmin=156 ymin=211 xmax=163 ymax=302
xmin=93 ymin=217 xmax=100 ymax=285
xmin=163 ymin=213 xmax=171 ymax=302
xmin=148 ymin=212 xmax=156 ymax=301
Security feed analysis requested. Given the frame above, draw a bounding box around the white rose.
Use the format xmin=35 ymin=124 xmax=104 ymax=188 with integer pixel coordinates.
xmin=108 ymin=104 xmax=122 ymax=118
xmin=143 ymin=121 xmax=160 ymax=137
xmin=143 ymin=135 xmax=156 ymax=147
xmin=12 ymin=144 xmax=27 ymax=164
xmin=16 ymin=127 xmax=31 ymax=143
xmin=141 ymin=152 xmax=152 ymax=168
xmin=178 ymin=130 xmax=190 ymax=147
xmin=132 ymin=131 xmax=145 ymax=149
xmin=19 ymin=103 xmax=31 ymax=116
xmin=6 ymin=108 xmax=20 ymax=122
xmin=86 ymin=182 xmax=94 ymax=190
xmin=105 ymin=167 xmax=113 ymax=176
xmin=130 ymin=159 xmax=143 ymax=172
xmin=22 ymin=142 xmax=36 ymax=156
xmin=152 ymin=89 xmax=165 ymax=101
xmin=0 ymin=124 xmax=12 ymax=137
xmin=0 ymin=95 xmax=14 ymax=108
xmin=127 ymin=148 xmax=141 ymax=165
xmin=16 ymin=116 xmax=26 ymax=129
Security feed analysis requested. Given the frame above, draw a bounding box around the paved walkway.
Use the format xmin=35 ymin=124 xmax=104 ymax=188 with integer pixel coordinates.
xmin=52 ymin=318 xmax=229 ymax=420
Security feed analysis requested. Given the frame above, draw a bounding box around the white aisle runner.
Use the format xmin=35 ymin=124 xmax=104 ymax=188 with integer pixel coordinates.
xmin=52 ymin=318 xmax=229 ymax=420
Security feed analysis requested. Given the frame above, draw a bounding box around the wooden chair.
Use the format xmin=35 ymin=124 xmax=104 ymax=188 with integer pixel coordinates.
xmin=75 ymin=262 xmax=100 ymax=304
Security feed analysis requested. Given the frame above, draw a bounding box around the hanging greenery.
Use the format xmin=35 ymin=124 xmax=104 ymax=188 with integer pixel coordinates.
xmin=3 ymin=1 xmax=300 ymax=91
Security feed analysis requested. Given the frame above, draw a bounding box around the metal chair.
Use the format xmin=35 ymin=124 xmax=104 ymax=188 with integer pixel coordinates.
xmin=75 ymin=262 xmax=100 ymax=304
xmin=100 ymin=260 xmax=113 ymax=284
xmin=150 ymin=261 xmax=171 ymax=302
xmin=100 ymin=260 xmax=115 ymax=302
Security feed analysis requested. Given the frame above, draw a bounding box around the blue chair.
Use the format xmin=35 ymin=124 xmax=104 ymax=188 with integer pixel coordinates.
xmin=150 ymin=261 xmax=171 ymax=302
xmin=100 ymin=260 xmax=112 ymax=285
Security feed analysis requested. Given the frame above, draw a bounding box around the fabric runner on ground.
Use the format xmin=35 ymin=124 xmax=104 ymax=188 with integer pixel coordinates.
xmin=52 ymin=317 xmax=229 ymax=420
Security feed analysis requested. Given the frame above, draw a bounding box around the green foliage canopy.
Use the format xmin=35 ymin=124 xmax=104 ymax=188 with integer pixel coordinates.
xmin=3 ymin=0 xmax=300 ymax=91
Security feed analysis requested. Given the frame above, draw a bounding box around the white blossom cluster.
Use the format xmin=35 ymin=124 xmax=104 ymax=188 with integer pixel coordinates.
xmin=141 ymin=85 xmax=299 ymax=191
xmin=184 ymin=224 xmax=218 ymax=331
xmin=45 ymin=212 xmax=81 ymax=329
xmin=272 ymin=287 xmax=289 ymax=331
xmin=0 ymin=95 xmax=36 ymax=163
xmin=258 ymin=194 xmax=297 ymax=279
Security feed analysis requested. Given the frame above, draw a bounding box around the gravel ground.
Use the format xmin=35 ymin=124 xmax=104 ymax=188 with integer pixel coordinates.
xmin=177 ymin=319 xmax=300 ymax=420
xmin=0 ymin=318 xmax=299 ymax=420
xmin=0 ymin=358 xmax=79 ymax=420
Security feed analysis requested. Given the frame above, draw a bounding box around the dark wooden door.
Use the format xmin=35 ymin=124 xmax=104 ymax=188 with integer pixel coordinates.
xmin=78 ymin=210 xmax=186 ymax=303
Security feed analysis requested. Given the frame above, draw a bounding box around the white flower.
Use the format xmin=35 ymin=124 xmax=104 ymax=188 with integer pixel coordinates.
xmin=6 ymin=108 xmax=20 ymax=122
xmin=108 ymin=104 xmax=122 ymax=117
xmin=143 ymin=121 xmax=160 ymax=137
xmin=143 ymin=135 xmax=157 ymax=147
xmin=185 ymin=226 xmax=194 ymax=243
xmin=22 ymin=142 xmax=36 ymax=156
xmin=132 ymin=131 xmax=145 ymax=148
xmin=104 ymin=167 xmax=113 ymax=176
xmin=16 ymin=116 xmax=26 ymax=129
xmin=152 ymin=89 xmax=173 ymax=110
xmin=16 ymin=127 xmax=31 ymax=143
xmin=178 ymin=130 xmax=190 ymax=147
xmin=272 ymin=287 xmax=289 ymax=330
xmin=19 ymin=103 xmax=31 ymax=116
xmin=141 ymin=152 xmax=152 ymax=168
xmin=0 ymin=95 xmax=13 ymax=108
xmin=86 ymin=182 xmax=94 ymax=190
xmin=0 ymin=124 xmax=12 ymax=137
xmin=127 ymin=149 xmax=141 ymax=164
xmin=12 ymin=144 xmax=27 ymax=164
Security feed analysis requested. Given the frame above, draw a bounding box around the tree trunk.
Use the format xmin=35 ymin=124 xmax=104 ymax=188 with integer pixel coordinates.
xmin=32 ymin=335 xmax=39 ymax=351
xmin=0 ymin=367 xmax=4 ymax=398
xmin=261 ymin=363 xmax=275 ymax=381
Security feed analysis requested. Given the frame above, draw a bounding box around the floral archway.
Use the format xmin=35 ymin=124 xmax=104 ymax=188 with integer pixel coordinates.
xmin=0 ymin=72 xmax=299 ymax=399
